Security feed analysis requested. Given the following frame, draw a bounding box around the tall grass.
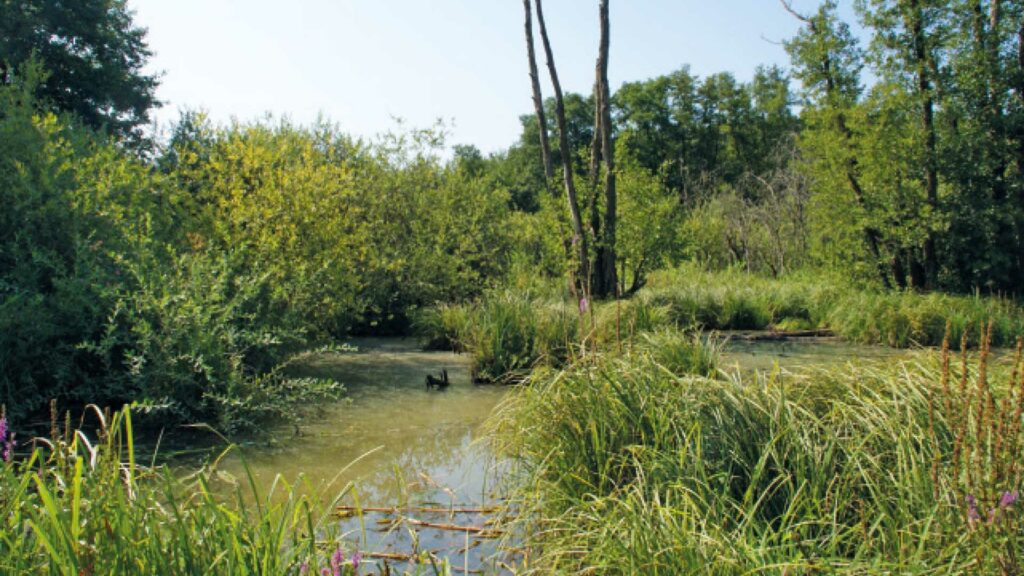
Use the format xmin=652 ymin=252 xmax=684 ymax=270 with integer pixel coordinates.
xmin=828 ymin=290 xmax=1024 ymax=348
xmin=647 ymin=265 xmax=1024 ymax=347
xmin=0 ymin=406 xmax=443 ymax=575
xmin=488 ymin=329 xmax=1024 ymax=574
xmin=418 ymin=265 xmax=1024 ymax=383
xmin=414 ymin=291 xmax=578 ymax=382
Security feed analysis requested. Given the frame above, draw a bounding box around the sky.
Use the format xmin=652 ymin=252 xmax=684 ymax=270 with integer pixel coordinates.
xmin=130 ymin=1 xmax=862 ymax=154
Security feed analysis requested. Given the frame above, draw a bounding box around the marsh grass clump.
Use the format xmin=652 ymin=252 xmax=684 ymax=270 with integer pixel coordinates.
xmin=413 ymin=304 xmax=472 ymax=352
xmin=0 ymin=405 xmax=372 ymax=576
xmin=634 ymin=328 xmax=719 ymax=377
xmin=415 ymin=291 xmax=579 ymax=382
xmin=591 ymin=293 xmax=670 ymax=346
xmin=489 ymin=326 xmax=1024 ymax=574
xmin=642 ymin=266 xmax=839 ymax=331
xmin=829 ymin=290 xmax=1024 ymax=347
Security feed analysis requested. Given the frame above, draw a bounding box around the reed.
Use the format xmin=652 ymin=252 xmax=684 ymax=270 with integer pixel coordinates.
xmin=0 ymin=405 xmax=455 ymax=575
xmin=488 ymin=334 xmax=1024 ymax=574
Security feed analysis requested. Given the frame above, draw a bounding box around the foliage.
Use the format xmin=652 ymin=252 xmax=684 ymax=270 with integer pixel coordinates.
xmin=0 ymin=1 xmax=159 ymax=145
xmin=788 ymin=0 xmax=1024 ymax=292
xmin=0 ymin=74 xmax=513 ymax=428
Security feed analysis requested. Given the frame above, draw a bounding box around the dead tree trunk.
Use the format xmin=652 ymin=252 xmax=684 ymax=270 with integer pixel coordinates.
xmin=522 ymin=0 xmax=554 ymax=186
xmin=533 ymin=0 xmax=590 ymax=291
xmin=592 ymin=0 xmax=618 ymax=298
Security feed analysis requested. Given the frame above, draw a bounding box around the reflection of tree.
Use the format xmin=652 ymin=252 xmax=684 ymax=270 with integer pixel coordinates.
xmin=346 ymin=424 xmax=502 ymax=505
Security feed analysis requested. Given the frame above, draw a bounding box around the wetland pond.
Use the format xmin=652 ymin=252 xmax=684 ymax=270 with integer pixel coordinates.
xmin=177 ymin=336 xmax=913 ymax=573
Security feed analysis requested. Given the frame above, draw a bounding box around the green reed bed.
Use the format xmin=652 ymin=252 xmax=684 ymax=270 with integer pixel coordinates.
xmin=828 ymin=290 xmax=1024 ymax=348
xmin=647 ymin=266 xmax=1024 ymax=348
xmin=414 ymin=291 xmax=579 ymax=382
xmin=0 ymin=406 xmax=460 ymax=576
xmin=642 ymin=266 xmax=843 ymax=331
xmin=418 ymin=266 xmax=1024 ymax=383
xmin=488 ymin=328 xmax=1024 ymax=574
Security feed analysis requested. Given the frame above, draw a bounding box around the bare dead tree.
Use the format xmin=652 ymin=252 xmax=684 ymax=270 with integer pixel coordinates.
xmin=522 ymin=0 xmax=554 ymax=186
xmin=592 ymin=0 xmax=618 ymax=297
xmin=533 ymin=0 xmax=590 ymax=290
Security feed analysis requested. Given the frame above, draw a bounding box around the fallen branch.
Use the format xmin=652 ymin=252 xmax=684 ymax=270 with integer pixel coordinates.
xmin=403 ymin=517 xmax=504 ymax=537
xmin=363 ymin=551 xmax=484 ymax=574
xmin=337 ymin=505 xmax=500 ymax=515
xmin=729 ymin=329 xmax=835 ymax=341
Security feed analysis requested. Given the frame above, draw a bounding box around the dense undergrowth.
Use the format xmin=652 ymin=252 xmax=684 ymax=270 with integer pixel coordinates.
xmin=0 ymin=72 xmax=510 ymax=430
xmin=487 ymin=328 xmax=1024 ymax=574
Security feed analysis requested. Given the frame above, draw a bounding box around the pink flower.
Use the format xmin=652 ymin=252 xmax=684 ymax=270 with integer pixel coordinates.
xmin=966 ymin=494 xmax=981 ymax=524
xmin=579 ymin=297 xmax=589 ymax=314
xmin=999 ymin=491 xmax=1019 ymax=509
xmin=330 ymin=547 xmax=345 ymax=576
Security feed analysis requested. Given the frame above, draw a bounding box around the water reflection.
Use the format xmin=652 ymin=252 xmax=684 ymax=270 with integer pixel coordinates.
xmin=720 ymin=335 xmax=908 ymax=372
xmin=206 ymin=338 xmax=513 ymax=573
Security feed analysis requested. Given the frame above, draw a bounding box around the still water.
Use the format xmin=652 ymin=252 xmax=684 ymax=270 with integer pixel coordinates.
xmin=184 ymin=335 xmax=916 ymax=573
xmin=202 ymin=338 xmax=513 ymax=573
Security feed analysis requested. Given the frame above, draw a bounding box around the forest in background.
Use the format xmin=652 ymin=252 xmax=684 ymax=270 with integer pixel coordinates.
xmin=2 ymin=0 xmax=1024 ymax=430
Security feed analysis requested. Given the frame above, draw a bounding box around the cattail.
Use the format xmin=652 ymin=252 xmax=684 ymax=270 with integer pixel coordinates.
xmin=64 ymin=410 xmax=72 ymax=446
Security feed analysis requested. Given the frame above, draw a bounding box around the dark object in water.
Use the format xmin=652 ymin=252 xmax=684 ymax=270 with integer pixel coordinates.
xmin=425 ymin=368 xmax=450 ymax=389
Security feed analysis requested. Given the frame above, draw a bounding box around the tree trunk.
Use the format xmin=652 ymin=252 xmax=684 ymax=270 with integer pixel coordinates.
xmin=904 ymin=0 xmax=939 ymax=289
xmin=522 ymin=0 xmax=554 ymax=186
xmin=533 ymin=0 xmax=590 ymax=290
xmin=592 ymin=0 xmax=618 ymax=298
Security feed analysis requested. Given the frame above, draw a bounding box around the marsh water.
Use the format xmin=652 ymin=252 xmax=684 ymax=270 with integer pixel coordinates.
xmin=198 ymin=338 xmax=514 ymax=573
xmin=181 ymin=336 xmax=916 ymax=573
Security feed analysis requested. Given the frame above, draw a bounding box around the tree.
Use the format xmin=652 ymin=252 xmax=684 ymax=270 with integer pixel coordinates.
xmin=591 ymin=0 xmax=618 ymax=298
xmin=530 ymin=0 xmax=591 ymax=296
xmin=0 ymin=0 xmax=160 ymax=144
xmin=783 ymin=0 xmax=896 ymax=287
xmin=522 ymin=0 xmax=554 ymax=186
xmin=857 ymin=0 xmax=948 ymax=289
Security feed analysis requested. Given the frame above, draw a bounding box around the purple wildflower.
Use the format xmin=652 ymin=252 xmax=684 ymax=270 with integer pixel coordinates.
xmin=579 ymin=297 xmax=589 ymax=314
xmin=299 ymin=562 xmax=309 ymax=575
xmin=999 ymin=491 xmax=1019 ymax=509
xmin=320 ymin=569 xmax=330 ymax=576
xmin=330 ymin=547 xmax=345 ymax=576
xmin=351 ymin=552 xmax=361 ymax=570
xmin=0 ymin=417 xmax=13 ymax=463
xmin=967 ymin=494 xmax=981 ymax=524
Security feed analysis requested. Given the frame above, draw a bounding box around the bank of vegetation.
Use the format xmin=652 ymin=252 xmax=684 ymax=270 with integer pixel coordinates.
xmin=487 ymin=328 xmax=1024 ymax=574
xmin=4 ymin=0 xmax=1024 ymax=573
xmin=417 ymin=266 xmax=1024 ymax=381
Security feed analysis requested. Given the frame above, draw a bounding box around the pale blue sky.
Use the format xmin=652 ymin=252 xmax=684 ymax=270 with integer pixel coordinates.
xmin=131 ymin=1 xmax=861 ymax=153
